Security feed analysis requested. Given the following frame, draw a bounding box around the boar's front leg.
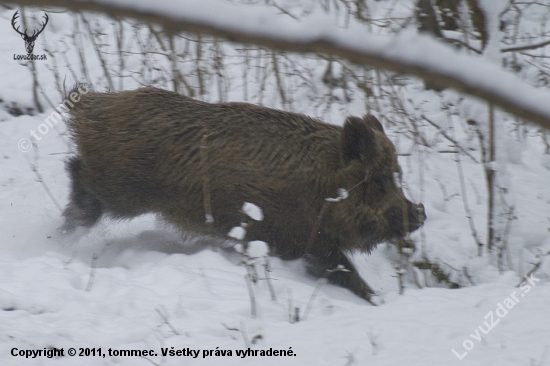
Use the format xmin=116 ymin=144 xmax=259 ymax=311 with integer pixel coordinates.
xmin=305 ymin=250 xmax=376 ymax=305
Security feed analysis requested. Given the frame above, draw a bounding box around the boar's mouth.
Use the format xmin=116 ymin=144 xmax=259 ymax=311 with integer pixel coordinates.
xmin=400 ymin=218 xmax=424 ymax=235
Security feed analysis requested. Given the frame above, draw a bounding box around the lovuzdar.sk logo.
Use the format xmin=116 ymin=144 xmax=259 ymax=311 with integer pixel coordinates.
xmin=12 ymin=10 xmax=48 ymax=61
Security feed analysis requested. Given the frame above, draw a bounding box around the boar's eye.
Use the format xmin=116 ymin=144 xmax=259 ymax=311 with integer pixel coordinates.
xmin=372 ymin=177 xmax=385 ymax=191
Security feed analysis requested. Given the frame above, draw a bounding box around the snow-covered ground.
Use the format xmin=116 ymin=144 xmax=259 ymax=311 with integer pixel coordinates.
xmin=1 ymin=2 xmax=550 ymax=365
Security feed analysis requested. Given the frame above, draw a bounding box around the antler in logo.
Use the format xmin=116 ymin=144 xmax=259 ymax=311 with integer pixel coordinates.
xmin=12 ymin=11 xmax=49 ymax=54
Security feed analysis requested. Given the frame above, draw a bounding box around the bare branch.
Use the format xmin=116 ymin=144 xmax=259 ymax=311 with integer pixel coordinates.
xmin=501 ymin=39 xmax=550 ymax=53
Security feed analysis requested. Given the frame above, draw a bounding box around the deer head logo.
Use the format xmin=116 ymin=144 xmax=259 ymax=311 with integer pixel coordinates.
xmin=11 ymin=11 xmax=49 ymax=54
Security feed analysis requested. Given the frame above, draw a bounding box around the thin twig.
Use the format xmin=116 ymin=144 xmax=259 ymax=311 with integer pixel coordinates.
xmin=85 ymin=253 xmax=98 ymax=292
xmin=462 ymin=266 xmax=475 ymax=286
xmin=302 ymin=266 xmax=349 ymax=320
xmin=421 ymin=114 xmax=479 ymax=163
xmin=244 ymin=273 xmax=256 ymax=318
xmin=200 ymin=133 xmax=214 ymax=225
xmin=25 ymin=143 xmax=63 ymax=212
xmin=501 ymin=39 xmax=550 ymax=53
xmin=263 ymin=258 xmax=277 ymax=301
xmin=240 ymin=321 xmax=251 ymax=349
xmin=155 ymin=305 xmax=180 ymax=335
xmin=516 ymin=250 xmax=550 ymax=287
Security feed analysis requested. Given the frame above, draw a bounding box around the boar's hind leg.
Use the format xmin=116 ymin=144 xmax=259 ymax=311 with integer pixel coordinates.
xmin=61 ymin=157 xmax=103 ymax=232
xmin=305 ymin=250 xmax=376 ymax=304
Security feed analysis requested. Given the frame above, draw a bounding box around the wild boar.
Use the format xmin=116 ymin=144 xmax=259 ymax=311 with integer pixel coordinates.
xmin=62 ymin=86 xmax=426 ymax=302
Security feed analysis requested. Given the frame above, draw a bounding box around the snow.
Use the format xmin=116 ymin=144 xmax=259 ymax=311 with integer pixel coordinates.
xmin=0 ymin=1 xmax=550 ymax=365
xmin=228 ymin=227 xmax=247 ymax=241
xmin=1 ymin=241 xmax=548 ymax=365
xmin=325 ymin=188 xmax=349 ymax=202
xmin=247 ymin=241 xmax=269 ymax=259
xmin=242 ymin=203 xmax=263 ymax=222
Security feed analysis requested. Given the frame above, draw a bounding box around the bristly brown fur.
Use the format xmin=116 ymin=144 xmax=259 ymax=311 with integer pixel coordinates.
xmin=63 ymin=86 xmax=426 ymax=302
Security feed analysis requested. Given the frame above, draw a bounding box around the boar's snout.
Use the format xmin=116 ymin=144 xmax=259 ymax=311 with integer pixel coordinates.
xmin=356 ymin=198 xmax=426 ymax=250
xmin=402 ymin=200 xmax=426 ymax=234
xmin=417 ymin=203 xmax=426 ymax=219
xmin=412 ymin=202 xmax=426 ymax=230
xmin=377 ymin=199 xmax=426 ymax=242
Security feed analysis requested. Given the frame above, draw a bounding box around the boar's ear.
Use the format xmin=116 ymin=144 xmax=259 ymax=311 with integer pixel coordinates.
xmin=363 ymin=114 xmax=384 ymax=133
xmin=341 ymin=116 xmax=379 ymax=164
